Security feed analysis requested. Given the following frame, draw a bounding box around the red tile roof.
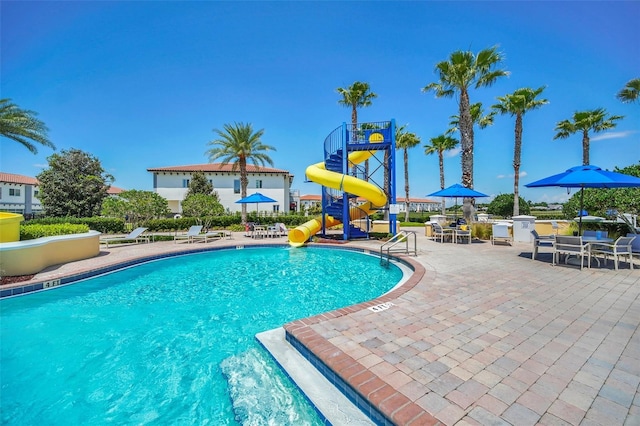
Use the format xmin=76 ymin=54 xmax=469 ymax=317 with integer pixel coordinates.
xmin=0 ymin=172 xmax=39 ymax=185
xmin=147 ymin=163 xmax=289 ymax=174
xmin=107 ymin=186 xmax=125 ymax=195
xmin=301 ymin=194 xmax=322 ymax=201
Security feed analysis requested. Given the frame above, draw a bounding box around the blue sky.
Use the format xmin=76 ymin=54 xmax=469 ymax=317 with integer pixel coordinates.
xmin=2 ymin=1 xmax=639 ymax=205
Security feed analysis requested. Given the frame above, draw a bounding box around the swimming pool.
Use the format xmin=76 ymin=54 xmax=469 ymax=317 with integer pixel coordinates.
xmin=1 ymin=246 xmax=403 ymax=425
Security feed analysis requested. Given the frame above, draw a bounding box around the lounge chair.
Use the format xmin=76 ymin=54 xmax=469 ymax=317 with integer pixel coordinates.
xmin=590 ymin=236 xmax=636 ymax=270
xmin=174 ymin=225 xmax=203 ymax=243
xmin=531 ymin=229 xmax=555 ymax=260
xmin=100 ymin=227 xmax=150 ymax=248
xmin=491 ymin=224 xmax=512 ymax=246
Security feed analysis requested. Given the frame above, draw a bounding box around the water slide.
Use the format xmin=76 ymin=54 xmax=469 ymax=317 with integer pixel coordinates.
xmin=288 ymin=150 xmax=387 ymax=247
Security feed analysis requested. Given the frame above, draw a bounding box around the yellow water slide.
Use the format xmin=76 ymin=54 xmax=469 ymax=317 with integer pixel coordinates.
xmin=288 ymin=150 xmax=387 ymax=247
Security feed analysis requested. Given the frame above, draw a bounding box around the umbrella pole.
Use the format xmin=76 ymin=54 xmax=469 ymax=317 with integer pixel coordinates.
xmin=578 ymin=187 xmax=584 ymax=235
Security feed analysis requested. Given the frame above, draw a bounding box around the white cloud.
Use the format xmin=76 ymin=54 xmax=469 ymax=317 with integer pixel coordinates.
xmin=446 ymin=147 xmax=460 ymax=158
xmin=496 ymin=174 xmax=507 ymax=179
xmin=591 ymin=130 xmax=637 ymax=142
xmin=496 ymin=171 xmax=527 ymax=179
xmin=33 ymin=163 xmax=47 ymax=169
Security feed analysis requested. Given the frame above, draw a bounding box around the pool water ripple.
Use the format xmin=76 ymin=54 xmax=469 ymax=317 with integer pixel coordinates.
xmin=1 ymin=247 xmax=402 ymax=425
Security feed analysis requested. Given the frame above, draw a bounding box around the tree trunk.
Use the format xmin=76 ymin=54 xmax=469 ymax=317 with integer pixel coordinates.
xmin=459 ymin=88 xmax=474 ymax=223
xmin=439 ymin=151 xmax=446 ymax=215
xmin=240 ymin=159 xmax=248 ymax=224
xmin=513 ymin=113 xmax=523 ymax=216
xmin=404 ymin=148 xmax=410 ymax=222
xmin=582 ymin=130 xmax=590 ymax=165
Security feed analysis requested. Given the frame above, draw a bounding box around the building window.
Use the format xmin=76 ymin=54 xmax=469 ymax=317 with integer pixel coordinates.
xmin=272 ymin=204 xmax=280 ymax=213
xmin=256 ymin=180 xmax=263 ymax=189
xmin=34 ymin=190 xmax=39 ymax=197
xmin=208 ymin=179 xmax=213 ymax=186
xmin=182 ymin=179 xmax=190 ymax=188
xmin=9 ymin=188 xmax=21 ymax=196
xmin=233 ymin=179 xmax=240 ymax=194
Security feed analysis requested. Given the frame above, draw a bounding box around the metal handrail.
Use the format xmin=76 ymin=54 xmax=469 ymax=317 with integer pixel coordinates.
xmin=380 ymin=230 xmax=417 ymax=266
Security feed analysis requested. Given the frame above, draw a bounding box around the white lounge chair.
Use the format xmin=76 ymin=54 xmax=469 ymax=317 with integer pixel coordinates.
xmin=100 ymin=227 xmax=150 ymax=248
xmin=491 ymin=224 xmax=512 ymax=245
xmin=174 ymin=225 xmax=203 ymax=243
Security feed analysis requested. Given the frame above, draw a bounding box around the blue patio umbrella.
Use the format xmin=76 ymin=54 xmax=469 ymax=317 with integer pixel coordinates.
xmin=525 ymin=164 xmax=640 ymax=233
xmin=235 ymin=192 xmax=277 ymax=214
xmin=427 ymin=183 xmax=488 ymax=219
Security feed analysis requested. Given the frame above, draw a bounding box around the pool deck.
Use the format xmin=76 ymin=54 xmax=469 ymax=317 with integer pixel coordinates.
xmin=4 ymin=230 xmax=639 ymax=425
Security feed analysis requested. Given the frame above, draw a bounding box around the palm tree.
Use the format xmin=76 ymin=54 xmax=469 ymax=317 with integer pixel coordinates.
xmin=617 ymin=78 xmax=640 ymax=104
xmin=424 ymin=134 xmax=459 ymax=215
xmin=395 ymin=124 xmax=421 ymax=222
xmin=336 ymin=81 xmax=377 ymax=176
xmin=423 ymin=46 xmax=508 ymax=220
xmin=205 ymin=122 xmax=276 ymax=224
xmin=0 ymin=98 xmax=55 ymax=154
xmin=553 ymin=108 xmax=624 ymax=165
xmin=492 ymin=86 xmax=548 ymax=216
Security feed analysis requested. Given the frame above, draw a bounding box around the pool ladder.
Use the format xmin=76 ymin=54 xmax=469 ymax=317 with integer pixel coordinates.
xmin=380 ymin=230 xmax=417 ymax=267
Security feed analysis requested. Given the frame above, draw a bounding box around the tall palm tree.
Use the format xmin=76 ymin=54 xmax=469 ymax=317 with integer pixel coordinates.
xmin=205 ymin=122 xmax=276 ymax=224
xmin=553 ymin=108 xmax=624 ymax=165
xmin=492 ymin=86 xmax=548 ymax=216
xmin=424 ymin=134 xmax=459 ymax=215
xmin=336 ymin=81 xmax=377 ymax=176
xmin=0 ymin=98 xmax=55 ymax=154
xmin=395 ymin=124 xmax=421 ymax=222
xmin=617 ymin=78 xmax=640 ymax=104
xmin=423 ymin=46 xmax=507 ymax=221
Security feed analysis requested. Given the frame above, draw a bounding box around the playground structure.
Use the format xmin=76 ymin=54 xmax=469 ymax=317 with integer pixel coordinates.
xmin=289 ymin=120 xmax=396 ymax=247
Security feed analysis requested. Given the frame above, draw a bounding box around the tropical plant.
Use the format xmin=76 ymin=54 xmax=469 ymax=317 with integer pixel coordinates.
xmin=37 ymin=149 xmax=113 ymax=217
xmin=205 ymin=122 xmax=275 ymax=224
xmin=424 ymin=134 xmax=459 ymax=214
xmin=337 ymin=81 xmax=377 ymax=176
xmin=181 ymin=193 xmax=225 ymax=229
xmin=185 ymin=171 xmax=214 ymax=197
xmin=395 ymin=124 xmax=421 ymax=222
xmin=101 ymin=189 xmax=170 ymax=227
xmin=0 ymin=98 xmax=55 ymax=154
xmin=553 ymin=108 xmax=624 ymax=165
xmin=423 ymin=46 xmax=508 ymax=221
xmin=617 ymin=78 xmax=640 ymax=104
xmin=486 ymin=193 xmax=530 ymax=218
xmin=492 ymin=86 xmax=548 ymax=216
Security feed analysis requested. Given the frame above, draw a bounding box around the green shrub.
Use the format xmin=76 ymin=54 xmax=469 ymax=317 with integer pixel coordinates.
xmin=27 ymin=217 xmax=125 ymax=233
xmin=20 ymin=223 xmax=90 ymax=240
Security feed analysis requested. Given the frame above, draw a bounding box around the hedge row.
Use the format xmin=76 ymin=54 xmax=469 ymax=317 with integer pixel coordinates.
xmin=27 ymin=217 xmax=126 ymax=233
xmin=20 ymin=224 xmax=90 ymax=240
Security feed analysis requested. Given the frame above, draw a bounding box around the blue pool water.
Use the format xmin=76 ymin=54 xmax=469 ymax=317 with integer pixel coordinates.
xmin=1 ymin=247 xmax=403 ymax=425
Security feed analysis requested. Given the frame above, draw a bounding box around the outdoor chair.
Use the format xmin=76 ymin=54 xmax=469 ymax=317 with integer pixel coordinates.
xmin=531 ymin=229 xmax=555 ymax=260
xmin=491 ymin=224 xmax=512 ymax=246
xmin=590 ymin=236 xmax=636 ymax=270
xmin=553 ymin=235 xmax=589 ymax=270
xmin=432 ymin=222 xmax=453 ymax=243
xmin=551 ymin=220 xmax=559 ymax=234
xmin=100 ymin=227 xmax=150 ymax=248
xmin=627 ymin=233 xmax=640 ymax=266
xmin=455 ymin=225 xmax=471 ymax=244
xmin=174 ymin=225 xmax=203 ymax=243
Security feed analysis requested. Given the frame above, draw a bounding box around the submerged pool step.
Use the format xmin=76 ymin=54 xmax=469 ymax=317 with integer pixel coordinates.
xmin=219 ymin=348 xmax=321 ymax=425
